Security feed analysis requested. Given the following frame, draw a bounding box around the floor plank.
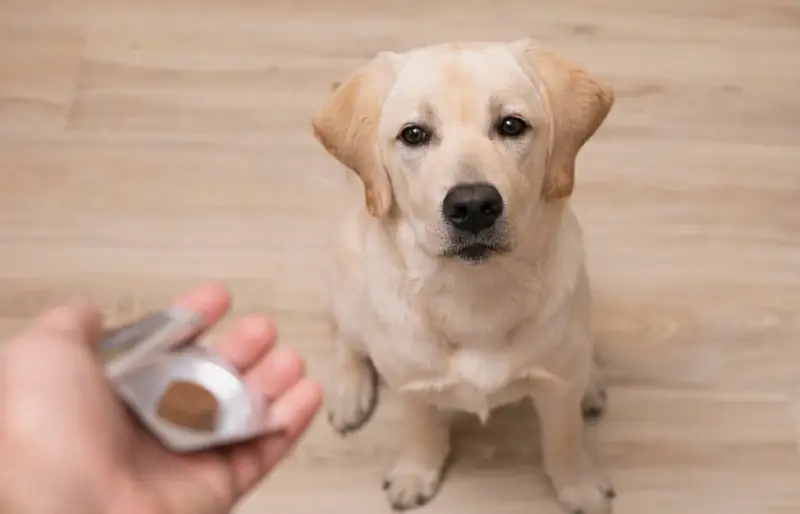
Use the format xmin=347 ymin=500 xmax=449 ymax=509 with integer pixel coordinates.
xmin=0 ymin=26 xmax=84 ymax=130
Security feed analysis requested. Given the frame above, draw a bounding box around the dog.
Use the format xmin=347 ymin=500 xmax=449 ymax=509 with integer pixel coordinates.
xmin=310 ymin=38 xmax=615 ymax=514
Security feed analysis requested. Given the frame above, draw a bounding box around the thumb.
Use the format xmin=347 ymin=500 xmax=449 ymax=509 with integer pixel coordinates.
xmin=23 ymin=298 xmax=105 ymax=347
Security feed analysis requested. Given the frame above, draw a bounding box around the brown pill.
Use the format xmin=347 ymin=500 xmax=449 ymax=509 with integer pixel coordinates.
xmin=156 ymin=380 xmax=219 ymax=432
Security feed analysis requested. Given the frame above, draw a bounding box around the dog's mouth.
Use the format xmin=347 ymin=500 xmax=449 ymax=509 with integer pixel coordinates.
xmin=442 ymin=242 xmax=508 ymax=263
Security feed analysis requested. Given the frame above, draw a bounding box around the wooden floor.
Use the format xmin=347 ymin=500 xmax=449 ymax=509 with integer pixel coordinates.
xmin=1 ymin=1 xmax=800 ymax=512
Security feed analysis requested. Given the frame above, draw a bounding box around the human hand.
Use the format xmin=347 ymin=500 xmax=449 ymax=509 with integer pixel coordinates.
xmin=0 ymin=284 xmax=323 ymax=514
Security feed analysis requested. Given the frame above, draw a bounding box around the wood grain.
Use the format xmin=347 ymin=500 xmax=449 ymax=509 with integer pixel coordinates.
xmin=1 ymin=1 xmax=799 ymax=513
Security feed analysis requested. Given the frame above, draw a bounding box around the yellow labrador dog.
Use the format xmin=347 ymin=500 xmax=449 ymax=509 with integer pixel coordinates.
xmin=311 ymin=39 xmax=615 ymax=514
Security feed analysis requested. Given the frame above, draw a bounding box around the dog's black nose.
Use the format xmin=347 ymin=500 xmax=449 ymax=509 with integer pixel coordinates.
xmin=442 ymin=183 xmax=504 ymax=234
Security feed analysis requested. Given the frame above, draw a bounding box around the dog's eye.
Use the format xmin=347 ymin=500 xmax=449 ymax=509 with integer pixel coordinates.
xmin=398 ymin=124 xmax=431 ymax=147
xmin=496 ymin=116 xmax=530 ymax=138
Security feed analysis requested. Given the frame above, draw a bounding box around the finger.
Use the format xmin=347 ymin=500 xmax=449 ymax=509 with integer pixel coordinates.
xmin=212 ymin=315 xmax=277 ymax=372
xmin=23 ymin=298 xmax=104 ymax=346
xmin=257 ymin=378 xmax=323 ymax=469
xmin=245 ymin=346 xmax=305 ymax=406
xmin=230 ymin=377 xmax=323 ymax=494
xmin=220 ymin=349 xmax=308 ymax=492
xmin=165 ymin=282 xmax=232 ymax=331
xmin=98 ymin=283 xmax=233 ymax=357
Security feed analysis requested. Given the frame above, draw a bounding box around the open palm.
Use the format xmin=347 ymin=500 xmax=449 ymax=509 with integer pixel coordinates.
xmin=0 ymin=284 xmax=323 ymax=514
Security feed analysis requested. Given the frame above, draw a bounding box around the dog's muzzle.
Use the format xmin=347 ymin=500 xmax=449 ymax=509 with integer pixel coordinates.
xmin=440 ymin=182 xmax=509 ymax=263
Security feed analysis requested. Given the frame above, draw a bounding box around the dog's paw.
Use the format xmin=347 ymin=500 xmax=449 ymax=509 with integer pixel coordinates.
xmin=326 ymin=358 xmax=378 ymax=436
xmin=581 ymin=385 xmax=607 ymax=421
xmin=555 ymin=471 xmax=615 ymax=514
xmin=382 ymin=461 xmax=444 ymax=511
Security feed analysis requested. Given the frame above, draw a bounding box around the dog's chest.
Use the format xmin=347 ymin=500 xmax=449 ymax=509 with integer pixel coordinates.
xmin=357 ymin=261 xmax=554 ymax=420
xmin=366 ymin=315 xmax=546 ymax=421
xmin=397 ymin=348 xmax=540 ymax=421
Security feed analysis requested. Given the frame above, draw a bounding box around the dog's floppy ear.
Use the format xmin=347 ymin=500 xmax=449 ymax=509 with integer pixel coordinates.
xmin=311 ymin=52 xmax=398 ymax=218
xmin=512 ymin=39 xmax=614 ymax=200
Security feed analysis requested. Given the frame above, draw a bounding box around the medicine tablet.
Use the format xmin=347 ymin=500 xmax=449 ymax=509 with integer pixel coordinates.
xmin=156 ymin=380 xmax=219 ymax=432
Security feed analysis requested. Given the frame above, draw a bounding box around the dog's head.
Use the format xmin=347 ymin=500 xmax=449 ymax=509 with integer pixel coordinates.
xmin=312 ymin=39 xmax=614 ymax=264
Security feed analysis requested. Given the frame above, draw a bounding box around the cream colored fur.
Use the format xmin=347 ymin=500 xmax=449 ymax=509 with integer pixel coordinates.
xmin=311 ymin=39 xmax=615 ymax=514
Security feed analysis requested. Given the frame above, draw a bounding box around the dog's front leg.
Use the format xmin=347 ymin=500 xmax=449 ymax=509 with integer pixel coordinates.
xmin=581 ymin=354 xmax=608 ymax=421
xmin=326 ymin=326 xmax=380 ymax=436
xmin=531 ymin=380 xmax=615 ymax=514
xmin=383 ymin=396 xmax=452 ymax=511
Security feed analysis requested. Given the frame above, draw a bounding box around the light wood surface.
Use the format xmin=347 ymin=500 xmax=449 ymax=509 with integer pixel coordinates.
xmin=1 ymin=1 xmax=799 ymax=513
